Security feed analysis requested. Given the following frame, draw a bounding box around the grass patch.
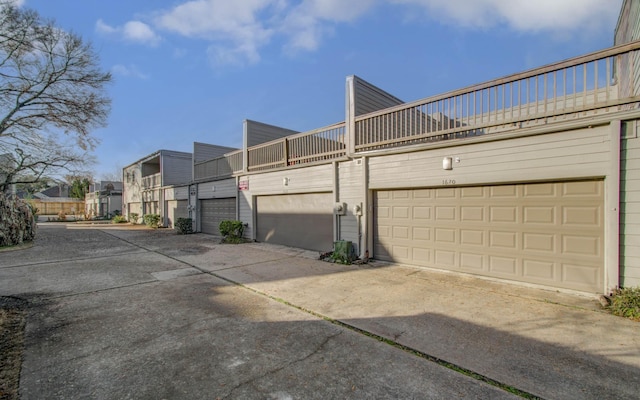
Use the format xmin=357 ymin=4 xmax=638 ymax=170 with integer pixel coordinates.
xmin=608 ymin=287 xmax=640 ymax=321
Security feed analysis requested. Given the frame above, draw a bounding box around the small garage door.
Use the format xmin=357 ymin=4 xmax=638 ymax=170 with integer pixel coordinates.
xmin=374 ymin=180 xmax=604 ymax=292
xmin=256 ymin=193 xmax=333 ymax=252
xmin=201 ymin=198 xmax=236 ymax=235
xmin=166 ymin=200 xmax=188 ymax=229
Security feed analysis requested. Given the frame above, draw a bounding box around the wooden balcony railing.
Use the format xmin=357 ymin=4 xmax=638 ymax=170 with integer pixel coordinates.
xmin=194 ymin=150 xmax=243 ymax=181
xmin=248 ymin=122 xmax=346 ymax=171
xmin=354 ymin=40 xmax=640 ymax=152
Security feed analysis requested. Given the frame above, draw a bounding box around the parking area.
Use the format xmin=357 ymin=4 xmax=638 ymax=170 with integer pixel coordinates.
xmin=0 ymin=224 xmax=639 ymax=399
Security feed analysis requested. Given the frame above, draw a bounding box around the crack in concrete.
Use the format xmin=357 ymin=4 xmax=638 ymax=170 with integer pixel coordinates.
xmin=222 ymin=331 xmax=344 ymax=399
xmin=0 ymin=249 xmax=148 ymax=270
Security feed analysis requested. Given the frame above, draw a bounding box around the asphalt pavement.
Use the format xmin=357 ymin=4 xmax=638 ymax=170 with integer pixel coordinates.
xmin=0 ymin=223 xmax=638 ymax=399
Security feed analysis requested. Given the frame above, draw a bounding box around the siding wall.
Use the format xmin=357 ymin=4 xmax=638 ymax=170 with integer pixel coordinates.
xmin=175 ymin=186 xmax=189 ymax=200
xmin=621 ymin=119 xmax=640 ymax=287
xmin=351 ymin=75 xmax=404 ymax=117
xmin=193 ymin=142 xmax=237 ymax=163
xmin=161 ymin=151 xmax=192 ymax=186
xmin=368 ymin=126 xmax=613 ymax=190
xmin=238 ymin=187 xmax=252 ymax=238
xmin=614 ymin=0 xmax=640 ymax=101
xmin=197 ymin=178 xmax=236 ymax=199
xmin=337 ymin=159 xmax=365 ymax=254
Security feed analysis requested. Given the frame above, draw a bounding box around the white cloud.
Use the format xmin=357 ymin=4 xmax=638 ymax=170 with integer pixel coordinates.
xmin=113 ymin=0 xmax=621 ymax=67
xmin=155 ymin=0 xmax=275 ymax=65
xmin=391 ymin=0 xmax=622 ymax=33
xmin=281 ymin=0 xmax=376 ymax=52
xmin=122 ymin=21 xmax=161 ymax=46
xmin=111 ymin=64 xmax=149 ymax=79
xmin=95 ymin=19 xmax=161 ymax=47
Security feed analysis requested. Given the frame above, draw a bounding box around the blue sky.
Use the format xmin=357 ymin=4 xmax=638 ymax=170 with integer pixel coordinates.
xmin=19 ymin=0 xmax=623 ymax=179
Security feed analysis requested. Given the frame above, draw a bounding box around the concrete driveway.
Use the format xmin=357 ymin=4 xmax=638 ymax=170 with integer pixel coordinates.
xmin=0 ymin=224 xmax=639 ymax=399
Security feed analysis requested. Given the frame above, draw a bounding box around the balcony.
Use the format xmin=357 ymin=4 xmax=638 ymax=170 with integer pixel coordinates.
xmin=141 ymin=172 xmax=161 ymax=189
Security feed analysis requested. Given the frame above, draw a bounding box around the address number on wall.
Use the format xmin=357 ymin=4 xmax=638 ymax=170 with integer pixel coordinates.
xmin=442 ymin=179 xmax=456 ymax=185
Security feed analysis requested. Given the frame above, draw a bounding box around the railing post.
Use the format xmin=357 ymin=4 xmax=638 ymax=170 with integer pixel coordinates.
xmin=284 ymin=139 xmax=289 ymax=167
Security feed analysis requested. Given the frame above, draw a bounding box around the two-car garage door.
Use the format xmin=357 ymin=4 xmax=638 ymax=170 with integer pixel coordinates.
xmin=374 ymin=180 xmax=604 ymax=292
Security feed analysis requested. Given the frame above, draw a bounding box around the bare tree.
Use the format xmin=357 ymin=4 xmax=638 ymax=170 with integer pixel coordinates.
xmin=0 ymin=1 xmax=111 ymax=193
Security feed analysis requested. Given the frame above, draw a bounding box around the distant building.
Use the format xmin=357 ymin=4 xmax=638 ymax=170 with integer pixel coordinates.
xmin=85 ymin=181 xmax=123 ymax=218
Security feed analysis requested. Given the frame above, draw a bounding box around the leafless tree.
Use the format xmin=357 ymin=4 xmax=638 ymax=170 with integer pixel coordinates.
xmin=0 ymin=1 xmax=111 ymax=192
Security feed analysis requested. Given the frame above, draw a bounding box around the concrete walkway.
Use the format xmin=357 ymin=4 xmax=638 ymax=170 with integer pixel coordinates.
xmin=1 ymin=224 xmax=639 ymax=399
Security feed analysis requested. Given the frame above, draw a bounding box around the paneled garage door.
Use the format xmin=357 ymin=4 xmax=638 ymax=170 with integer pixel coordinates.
xmin=256 ymin=193 xmax=333 ymax=252
xmin=201 ymin=198 xmax=236 ymax=235
xmin=374 ymin=181 xmax=604 ymax=292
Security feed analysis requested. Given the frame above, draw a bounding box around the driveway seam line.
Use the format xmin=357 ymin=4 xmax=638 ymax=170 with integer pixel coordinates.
xmin=100 ymin=231 xmax=543 ymax=399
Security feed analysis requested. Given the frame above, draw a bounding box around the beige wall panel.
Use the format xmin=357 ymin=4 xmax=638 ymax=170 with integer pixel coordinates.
xmin=369 ymin=126 xmax=611 ymax=190
xmin=238 ymin=189 xmax=253 ymax=239
xmin=198 ymin=178 xmax=236 ymax=199
xmin=374 ymin=181 xmax=605 ymax=293
xmin=337 ymin=160 xmax=365 ymax=251
xmin=247 ymin=164 xmax=333 ymax=195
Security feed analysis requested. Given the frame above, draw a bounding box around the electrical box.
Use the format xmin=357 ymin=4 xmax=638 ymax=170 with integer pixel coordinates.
xmin=333 ymin=202 xmax=346 ymax=215
xmin=353 ymin=204 xmax=362 ymax=216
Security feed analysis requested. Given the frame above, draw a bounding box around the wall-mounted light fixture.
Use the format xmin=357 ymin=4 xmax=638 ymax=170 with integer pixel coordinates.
xmin=443 ymin=157 xmax=453 ymax=170
xmin=283 ymin=177 xmax=289 ymax=186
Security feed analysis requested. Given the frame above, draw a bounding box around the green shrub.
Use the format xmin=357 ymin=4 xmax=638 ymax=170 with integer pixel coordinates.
xmin=608 ymin=287 xmax=640 ymax=321
xmin=175 ymin=217 xmax=193 ymax=235
xmin=219 ymin=220 xmax=245 ymax=243
xmin=128 ymin=212 xmax=139 ymax=224
xmin=112 ymin=215 xmax=127 ymax=224
xmin=143 ymin=214 xmax=161 ymax=229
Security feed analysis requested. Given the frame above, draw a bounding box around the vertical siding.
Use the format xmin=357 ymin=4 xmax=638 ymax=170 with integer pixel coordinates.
xmin=245 ymin=120 xmax=299 ymax=147
xmin=621 ymin=120 xmax=640 ymax=287
xmin=337 ymin=160 xmax=365 ymax=254
xmin=352 ymin=75 xmax=404 ymax=117
xmin=193 ymin=142 xmax=238 ymax=163
xmin=614 ymin=0 xmax=640 ymax=100
xmin=161 ymin=151 xmax=192 ymax=186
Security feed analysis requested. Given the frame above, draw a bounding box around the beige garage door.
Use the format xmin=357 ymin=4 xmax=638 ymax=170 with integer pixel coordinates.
xmin=374 ymin=181 xmax=604 ymax=292
xmin=201 ymin=198 xmax=236 ymax=235
xmin=256 ymin=193 xmax=333 ymax=252
xmin=166 ymin=200 xmax=188 ymax=229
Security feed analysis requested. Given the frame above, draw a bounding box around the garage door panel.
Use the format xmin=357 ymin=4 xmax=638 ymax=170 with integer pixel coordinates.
xmin=201 ymin=198 xmax=236 ymax=235
xmin=374 ymin=180 xmax=604 ymax=292
xmin=256 ymin=193 xmax=333 ymax=252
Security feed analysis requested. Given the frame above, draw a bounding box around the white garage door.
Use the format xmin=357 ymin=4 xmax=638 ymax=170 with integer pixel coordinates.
xmin=256 ymin=193 xmax=333 ymax=252
xmin=374 ymin=181 xmax=604 ymax=292
xmin=201 ymin=198 xmax=236 ymax=235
